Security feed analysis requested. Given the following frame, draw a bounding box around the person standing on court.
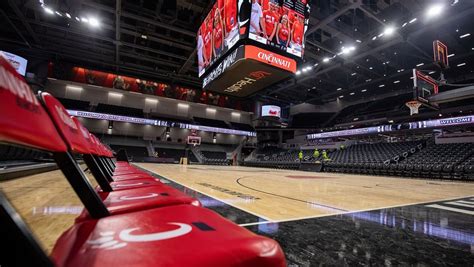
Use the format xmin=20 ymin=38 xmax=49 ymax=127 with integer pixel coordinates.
xmin=313 ymin=148 xmax=319 ymax=159
xmin=322 ymin=150 xmax=330 ymax=161
xmin=298 ymin=150 xmax=303 ymax=162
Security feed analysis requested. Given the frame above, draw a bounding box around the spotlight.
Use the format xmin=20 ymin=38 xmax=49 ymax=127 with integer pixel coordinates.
xmin=383 ymin=26 xmax=396 ymax=36
xmin=340 ymin=46 xmax=356 ymax=55
xmin=295 ymin=70 xmax=301 ymax=76
xmin=322 ymin=57 xmax=330 ymax=63
xmin=88 ymin=17 xmax=100 ymax=27
xmin=81 ymin=17 xmax=89 ymax=23
xmin=44 ymin=7 xmax=54 ymax=15
xmin=65 ymin=13 xmax=71 ymax=19
xmin=426 ymin=4 xmax=444 ymax=18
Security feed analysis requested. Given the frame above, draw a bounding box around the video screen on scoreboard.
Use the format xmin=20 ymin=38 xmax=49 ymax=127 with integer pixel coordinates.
xmin=249 ymin=0 xmax=309 ymax=58
xmin=197 ymin=0 xmax=248 ymax=77
xmin=262 ymin=105 xmax=281 ymax=118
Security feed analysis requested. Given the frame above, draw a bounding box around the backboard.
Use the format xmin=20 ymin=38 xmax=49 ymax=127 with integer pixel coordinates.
xmin=412 ymin=69 xmax=439 ymax=109
xmin=187 ymin=136 xmax=201 ymax=146
xmin=433 ymin=40 xmax=449 ymax=69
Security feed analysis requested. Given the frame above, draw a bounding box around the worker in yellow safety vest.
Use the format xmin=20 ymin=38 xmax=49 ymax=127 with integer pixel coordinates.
xmin=313 ymin=149 xmax=320 ymax=158
xmin=298 ymin=150 xmax=303 ymax=162
xmin=322 ymin=150 xmax=330 ymax=161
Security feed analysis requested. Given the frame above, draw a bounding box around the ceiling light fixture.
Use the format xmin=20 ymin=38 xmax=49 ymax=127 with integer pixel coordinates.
xmin=383 ymin=26 xmax=396 ymax=36
xmin=416 ymin=63 xmax=424 ymax=67
xmin=426 ymin=4 xmax=444 ymax=18
xmin=409 ymin=18 xmax=417 ymax=23
xmin=322 ymin=57 xmax=330 ymax=63
xmin=44 ymin=7 xmax=54 ymax=14
xmin=460 ymin=33 xmax=471 ymax=38
xmin=457 ymin=63 xmax=466 ymax=67
xmin=88 ymin=17 xmax=100 ymax=27
xmin=393 ymin=80 xmax=400 ymax=84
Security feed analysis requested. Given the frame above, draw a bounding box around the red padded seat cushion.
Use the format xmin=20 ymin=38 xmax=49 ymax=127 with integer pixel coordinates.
xmin=75 ymin=185 xmax=201 ymax=222
xmin=51 ymin=205 xmax=285 ymax=267
xmin=98 ymin=179 xmax=163 ymax=192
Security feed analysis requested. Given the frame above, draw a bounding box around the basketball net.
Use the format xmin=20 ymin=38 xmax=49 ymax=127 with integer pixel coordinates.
xmin=405 ymin=100 xmax=422 ymax=115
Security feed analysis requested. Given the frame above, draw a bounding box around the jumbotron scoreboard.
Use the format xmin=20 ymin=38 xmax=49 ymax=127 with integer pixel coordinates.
xmin=197 ymin=0 xmax=310 ymax=97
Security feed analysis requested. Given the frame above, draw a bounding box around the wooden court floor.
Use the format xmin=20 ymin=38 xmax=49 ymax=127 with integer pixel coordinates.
xmin=138 ymin=163 xmax=474 ymax=222
xmin=1 ymin=164 xmax=473 ymax=253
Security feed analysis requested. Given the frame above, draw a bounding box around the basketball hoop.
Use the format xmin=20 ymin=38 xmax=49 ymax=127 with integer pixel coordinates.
xmin=406 ymin=100 xmax=422 ymax=115
xmin=187 ymin=135 xmax=201 ymax=146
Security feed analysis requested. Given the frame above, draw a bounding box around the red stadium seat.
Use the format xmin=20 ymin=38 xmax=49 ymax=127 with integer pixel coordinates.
xmin=39 ymin=93 xmax=200 ymax=219
xmin=52 ymin=205 xmax=285 ymax=267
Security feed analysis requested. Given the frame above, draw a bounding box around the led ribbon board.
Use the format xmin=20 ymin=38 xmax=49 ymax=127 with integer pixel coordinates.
xmin=68 ymin=110 xmax=256 ymax=136
xmin=307 ymin=115 xmax=474 ymax=139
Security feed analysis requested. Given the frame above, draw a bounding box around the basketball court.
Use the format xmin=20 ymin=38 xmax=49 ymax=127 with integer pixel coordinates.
xmin=137 ymin=164 xmax=474 ymax=222
xmin=1 ymin=0 xmax=474 ymax=266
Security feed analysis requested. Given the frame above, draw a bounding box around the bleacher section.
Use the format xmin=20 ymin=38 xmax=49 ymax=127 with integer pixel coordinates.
xmin=200 ymin=150 xmax=229 ymax=165
xmin=245 ymin=142 xmax=474 ymax=181
xmin=109 ymin=145 xmax=148 ymax=162
xmin=154 ymin=147 xmax=198 ymax=163
xmin=244 ymin=147 xmax=302 ymax=169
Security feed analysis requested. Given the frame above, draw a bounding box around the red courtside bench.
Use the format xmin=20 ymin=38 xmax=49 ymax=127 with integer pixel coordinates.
xmin=0 ymin=53 xmax=286 ymax=266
